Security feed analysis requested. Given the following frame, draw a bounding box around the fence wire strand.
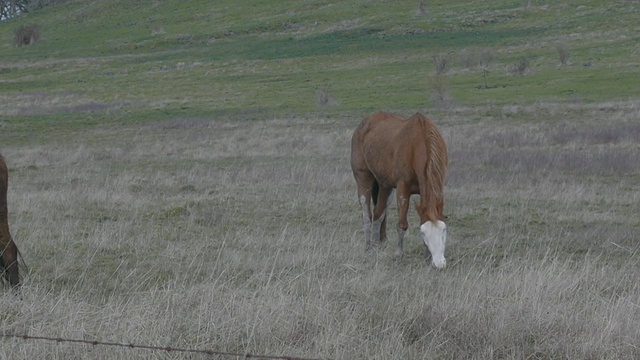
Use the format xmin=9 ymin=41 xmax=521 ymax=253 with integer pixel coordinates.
xmin=1 ymin=333 xmax=328 ymax=360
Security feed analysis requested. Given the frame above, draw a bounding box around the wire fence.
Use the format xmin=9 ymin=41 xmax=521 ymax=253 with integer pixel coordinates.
xmin=1 ymin=333 xmax=329 ymax=360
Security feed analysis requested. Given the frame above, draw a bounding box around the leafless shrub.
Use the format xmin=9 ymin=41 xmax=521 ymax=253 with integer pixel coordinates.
xmin=556 ymin=43 xmax=570 ymax=67
xmin=521 ymin=0 xmax=532 ymax=8
xmin=432 ymin=54 xmax=448 ymax=75
xmin=416 ymin=1 xmax=428 ymax=16
xmin=315 ymin=89 xmax=338 ymax=108
xmin=13 ymin=24 xmax=41 ymax=47
xmin=151 ymin=25 xmax=165 ymax=36
xmin=507 ymin=57 xmax=530 ymax=75
xmin=428 ymin=75 xmax=452 ymax=109
xmin=459 ymin=47 xmax=496 ymax=70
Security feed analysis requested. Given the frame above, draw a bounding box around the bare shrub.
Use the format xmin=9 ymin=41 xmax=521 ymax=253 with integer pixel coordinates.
xmin=428 ymin=74 xmax=452 ymax=109
xmin=507 ymin=57 xmax=530 ymax=75
xmin=151 ymin=25 xmax=165 ymax=36
xmin=432 ymin=54 xmax=448 ymax=75
xmin=416 ymin=1 xmax=428 ymax=16
xmin=13 ymin=24 xmax=41 ymax=47
xmin=521 ymin=0 xmax=532 ymax=8
xmin=556 ymin=43 xmax=570 ymax=67
xmin=315 ymin=89 xmax=337 ymax=108
xmin=459 ymin=47 xmax=496 ymax=70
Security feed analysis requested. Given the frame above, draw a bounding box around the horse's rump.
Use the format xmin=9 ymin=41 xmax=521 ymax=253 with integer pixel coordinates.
xmin=351 ymin=112 xmax=447 ymax=199
xmin=351 ymin=112 xmax=408 ymax=187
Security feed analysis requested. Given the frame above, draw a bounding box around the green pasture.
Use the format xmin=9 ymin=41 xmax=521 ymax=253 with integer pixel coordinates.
xmin=1 ymin=0 xmax=639 ymax=133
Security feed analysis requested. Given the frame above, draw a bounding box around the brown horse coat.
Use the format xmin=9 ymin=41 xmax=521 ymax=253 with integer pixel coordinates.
xmin=351 ymin=112 xmax=448 ymax=267
xmin=0 ymin=153 xmax=20 ymax=287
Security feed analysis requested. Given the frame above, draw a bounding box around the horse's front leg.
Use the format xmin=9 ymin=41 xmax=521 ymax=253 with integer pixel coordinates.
xmin=395 ymin=183 xmax=410 ymax=259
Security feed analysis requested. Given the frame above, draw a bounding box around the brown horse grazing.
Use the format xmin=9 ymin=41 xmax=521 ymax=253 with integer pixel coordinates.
xmin=0 ymin=153 xmax=21 ymax=288
xmin=351 ymin=112 xmax=448 ymax=268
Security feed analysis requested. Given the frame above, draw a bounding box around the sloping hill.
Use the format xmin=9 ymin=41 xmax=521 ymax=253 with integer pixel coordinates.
xmin=1 ymin=0 xmax=639 ymax=125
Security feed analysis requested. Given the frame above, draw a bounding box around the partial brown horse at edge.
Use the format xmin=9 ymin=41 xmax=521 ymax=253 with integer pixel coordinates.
xmin=351 ymin=112 xmax=448 ymax=268
xmin=0 ymin=153 xmax=21 ymax=288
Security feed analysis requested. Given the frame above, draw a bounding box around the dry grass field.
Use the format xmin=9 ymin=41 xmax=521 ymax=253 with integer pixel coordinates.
xmin=1 ymin=100 xmax=638 ymax=359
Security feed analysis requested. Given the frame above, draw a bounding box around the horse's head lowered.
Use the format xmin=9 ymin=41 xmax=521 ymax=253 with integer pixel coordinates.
xmin=415 ymin=201 xmax=447 ymax=269
xmin=420 ymin=220 xmax=447 ymax=269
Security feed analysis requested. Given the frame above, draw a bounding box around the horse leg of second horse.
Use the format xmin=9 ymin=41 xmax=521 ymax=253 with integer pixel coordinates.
xmin=3 ymin=241 xmax=19 ymax=288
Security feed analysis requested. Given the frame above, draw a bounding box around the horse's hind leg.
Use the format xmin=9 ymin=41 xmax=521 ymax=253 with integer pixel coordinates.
xmin=371 ymin=186 xmax=393 ymax=247
xmin=354 ymin=171 xmax=375 ymax=251
xmin=371 ymin=182 xmax=387 ymax=243
xmin=372 ymin=184 xmax=395 ymax=243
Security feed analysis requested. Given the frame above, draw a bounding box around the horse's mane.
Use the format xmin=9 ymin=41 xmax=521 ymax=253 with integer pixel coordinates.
xmin=412 ymin=114 xmax=447 ymax=221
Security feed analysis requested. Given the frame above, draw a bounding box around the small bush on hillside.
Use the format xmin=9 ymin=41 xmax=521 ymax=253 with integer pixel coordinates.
xmin=459 ymin=47 xmax=496 ymax=70
xmin=13 ymin=24 xmax=41 ymax=47
xmin=151 ymin=25 xmax=165 ymax=36
xmin=432 ymin=54 xmax=448 ymax=75
xmin=507 ymin=57 xmax=530 ymax=75
xmin=416 ymin=1 xmax=428 ymax=16
xmin=556 ymin=43 xmax=570 ymax=67
xmin=428 ymin=74 xmax=452 ymax=109
xmin=315 ymin=89 xmax=338 ymax=108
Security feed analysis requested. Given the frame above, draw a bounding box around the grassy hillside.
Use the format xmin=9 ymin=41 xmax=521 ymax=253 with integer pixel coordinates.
xmin=1 ymin=0 xmax=639 ymax=128
xmin=0 ymin=1 xmax=639 ymax=359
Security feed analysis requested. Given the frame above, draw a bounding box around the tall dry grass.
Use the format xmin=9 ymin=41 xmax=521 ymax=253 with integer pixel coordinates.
xmin=1 ymin=102 xmax=639 ymax=359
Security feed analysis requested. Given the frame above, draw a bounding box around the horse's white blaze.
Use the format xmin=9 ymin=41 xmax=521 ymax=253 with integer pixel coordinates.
xmin=420 ymin=220 xmax=447 ymax=269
